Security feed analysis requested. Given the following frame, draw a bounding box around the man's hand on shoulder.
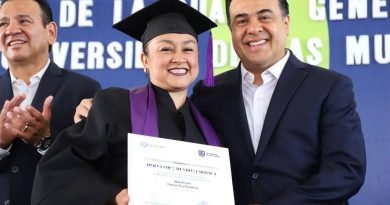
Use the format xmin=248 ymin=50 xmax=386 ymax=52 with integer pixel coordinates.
xmin=74 ymin=98 xmax=93 ymax=123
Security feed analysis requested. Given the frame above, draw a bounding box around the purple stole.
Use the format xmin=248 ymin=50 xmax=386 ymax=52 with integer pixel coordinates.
xmin=129 ymin=84 xmax=221 ymax=146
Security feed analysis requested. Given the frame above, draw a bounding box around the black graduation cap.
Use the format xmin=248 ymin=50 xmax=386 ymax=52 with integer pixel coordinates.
xmin=113 ymin=0 xmax=217 ymax=44
xmin=113 ymin=0 xmax=217 ymax=87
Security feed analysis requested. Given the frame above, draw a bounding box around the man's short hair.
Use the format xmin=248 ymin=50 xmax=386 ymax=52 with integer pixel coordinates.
xmin=1 ymin=0 xmax=53 ymax=26
xmin=0 ymin=0 xmax=54 ymax=52
xmin=225 ymin=0 xmax=289 ymax=27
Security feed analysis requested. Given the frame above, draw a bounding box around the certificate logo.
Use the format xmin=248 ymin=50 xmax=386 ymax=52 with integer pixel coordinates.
xmin=140 ymin=141 xmax=148 ymax=148
xmin=198 ymin=149 xmax=220 ymax=158
xmin=198 ymin=150 xmax=206 ymax=157
xmin=139 ymin=141 xmax=163 ymax=149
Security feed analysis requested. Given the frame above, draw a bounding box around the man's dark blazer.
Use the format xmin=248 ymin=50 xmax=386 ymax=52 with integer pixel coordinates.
xmin=0 ymin=61 xmax=101 ymax=205
xmin=192 ymin=52 xmax=366 ymax=205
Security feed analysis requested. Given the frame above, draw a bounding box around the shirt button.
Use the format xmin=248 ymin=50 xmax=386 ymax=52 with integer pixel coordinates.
xmin=11 ymin=166 xmax=19 ymax=173
xmin=3 ymin=200 xmax=10 ymax=205
xmin=252 ymin=173 xmax=259 ymax=179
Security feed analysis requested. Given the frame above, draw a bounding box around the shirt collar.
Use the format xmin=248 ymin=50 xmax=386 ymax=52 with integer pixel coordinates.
xmin=10 ymin=59 xmax=51 ymax=83
xmin=241 ymin=50 xmax=290 ymax=82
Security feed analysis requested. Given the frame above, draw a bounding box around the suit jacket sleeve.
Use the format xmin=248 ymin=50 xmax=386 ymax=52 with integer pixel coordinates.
xmin=31 ymin=88 xmax=130 ymax=205
xmin=268 ymin=75 xmax=366 ymax=205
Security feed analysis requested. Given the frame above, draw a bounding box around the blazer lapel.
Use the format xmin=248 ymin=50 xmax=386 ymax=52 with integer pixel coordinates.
xmin=227 ymin=67 xmax=256 ymax=157
xmin=31 ymin=62 xmax=64 ymax=111
xmin=255 ymin=54 xmax=309 ymax=159
xmin=0 ymin=70 xmax=13 ymax=104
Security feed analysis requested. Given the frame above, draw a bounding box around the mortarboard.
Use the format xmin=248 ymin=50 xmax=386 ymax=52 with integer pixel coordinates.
xmin=113 ymin=0 xmax=217 ymax=86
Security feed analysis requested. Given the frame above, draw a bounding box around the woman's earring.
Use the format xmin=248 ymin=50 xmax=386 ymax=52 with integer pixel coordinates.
xmin=144 ymin=68 xmax=149 ymax=73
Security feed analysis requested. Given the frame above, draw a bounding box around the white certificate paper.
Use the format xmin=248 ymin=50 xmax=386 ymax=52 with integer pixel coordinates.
xmin=128 ymin=133 xmax=234 ymax=205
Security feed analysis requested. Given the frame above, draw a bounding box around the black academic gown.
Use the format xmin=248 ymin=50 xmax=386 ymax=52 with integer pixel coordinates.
xmin=31 ymin=86 xmax=210 ymax=205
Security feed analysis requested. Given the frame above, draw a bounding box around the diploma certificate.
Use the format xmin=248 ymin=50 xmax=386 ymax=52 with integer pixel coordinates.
xmin=128 ymin=133 xmax=234 ymax=205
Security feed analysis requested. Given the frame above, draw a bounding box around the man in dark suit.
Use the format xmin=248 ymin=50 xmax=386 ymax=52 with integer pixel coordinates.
xmin=0 ymin=0 xmax=100 ymax=204
xmin=192 ymin=0 xmax=366 ymax=204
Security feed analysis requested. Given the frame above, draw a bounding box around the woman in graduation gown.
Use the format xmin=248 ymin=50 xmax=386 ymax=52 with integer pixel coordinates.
xmin=31 ymin=0 xmax=219 ymax=204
